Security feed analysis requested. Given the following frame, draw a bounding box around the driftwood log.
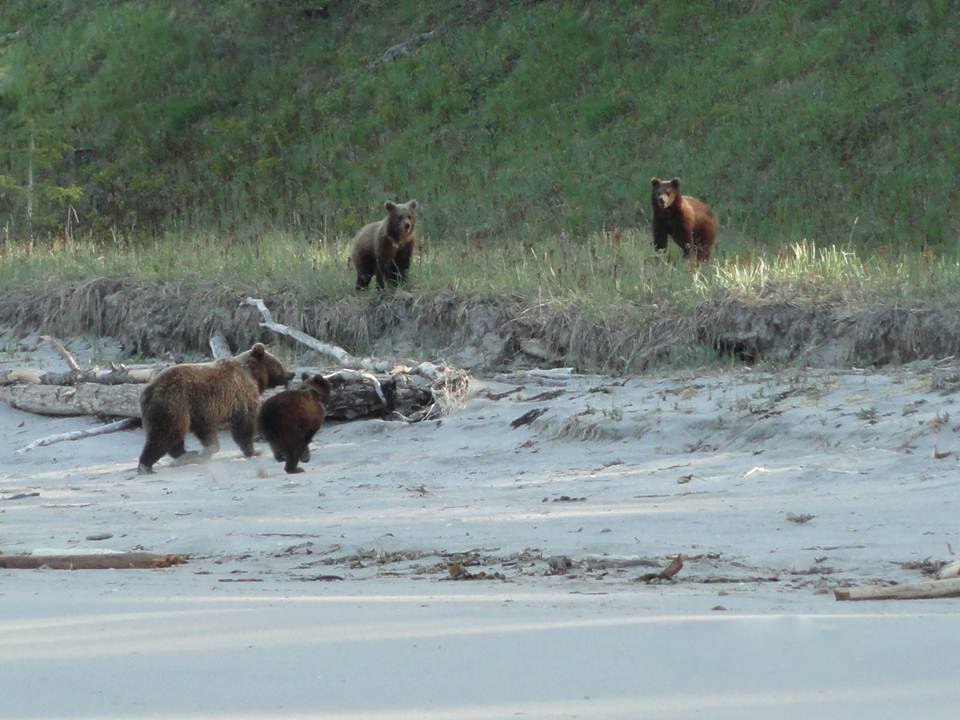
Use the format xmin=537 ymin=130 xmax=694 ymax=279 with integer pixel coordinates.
xmin=1 ymin=313 xmax=469 ymax=439
xmin=0 ymin=364 xmax=159 ymax=386
xmin=834 ymin=578 xmax=960 ymax=601
xmin=0 ymin=370 xmax=449 ymax=421
xmin=0 ymin=553 xmax=188 ymax=570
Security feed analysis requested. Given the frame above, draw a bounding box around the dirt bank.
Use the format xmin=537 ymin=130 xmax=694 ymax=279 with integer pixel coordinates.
xmin=1 ymin=278 xmax=959 ymax=371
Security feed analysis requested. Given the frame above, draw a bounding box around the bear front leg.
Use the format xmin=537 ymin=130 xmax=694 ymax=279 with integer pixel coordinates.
xmin=374 ymin=262 xmax=388 ymax=290
xmin=652 ymin=224 xmax=670 ymax=253
xmin=355 ymin=271 xmax=373 ymax=291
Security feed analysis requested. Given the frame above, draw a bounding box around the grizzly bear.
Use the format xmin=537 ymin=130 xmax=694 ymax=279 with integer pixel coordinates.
xmin=650 ymin=177 xmax=717 ymax=263
xmin=257 ymin=372 xmax=332 ymax=474
xmin=350 ymin=199 xmax=418 ymax=290
xmin=137 ymin=343 xmax=294 ymax=474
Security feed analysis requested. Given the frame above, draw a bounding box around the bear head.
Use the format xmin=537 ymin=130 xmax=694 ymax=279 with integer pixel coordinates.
xmin=384 ymin=199 xmax=418 ymax=243
xmin=242 ymin=343 xmax=295 ymax=393
xmin=300 ymin=371 xmax=332 ymax=406
xmin=651 ymin=177 xmax=681 ymax=211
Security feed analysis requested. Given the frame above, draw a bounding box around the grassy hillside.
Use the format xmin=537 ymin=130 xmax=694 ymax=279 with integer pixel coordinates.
xmin=1 ymin=0 xmax=957 ymax=252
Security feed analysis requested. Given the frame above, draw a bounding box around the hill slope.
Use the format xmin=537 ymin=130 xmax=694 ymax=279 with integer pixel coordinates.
xmin=0 ymin=0 xmax=957 ymax=250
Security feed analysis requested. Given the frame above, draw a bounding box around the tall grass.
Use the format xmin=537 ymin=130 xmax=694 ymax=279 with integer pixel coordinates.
xmin=1 ymin=1 xmax=957 ymax=250
xmin=3 ymin=232 xmax=958 ymax=318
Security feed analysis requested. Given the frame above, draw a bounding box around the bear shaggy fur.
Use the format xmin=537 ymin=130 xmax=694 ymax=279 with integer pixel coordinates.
xmin=257 ymin=372 xmax=332 ymax=474
xmin=137 ymin=343 xmax=294 ymax=474
xmin=650 ymin=177 xmax=717 ymax=263
xmin=350 ymin=199 xmax=418 ymax=290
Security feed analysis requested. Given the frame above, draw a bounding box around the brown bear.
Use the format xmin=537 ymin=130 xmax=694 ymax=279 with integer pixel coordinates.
xmin=257 ymin=372 xmax=332 ymax=474
xmin=137 ymin=343 xmax=294 ymax=474
xmin=650 ymin=177 xmax=717 ymax=263
xmin=350 ymin=199 xmax=418 ymax=290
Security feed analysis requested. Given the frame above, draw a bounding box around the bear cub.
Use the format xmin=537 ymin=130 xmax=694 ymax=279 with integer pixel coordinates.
xmin=350 ymin=199 xmax=418 ymax=290
xmin=650 ymin=177 xmax=717 ymax=263
xmin=137 ymin=343 xmax=294 ymax=474
xmin=257 ymin=372 xmax=332 ymax=474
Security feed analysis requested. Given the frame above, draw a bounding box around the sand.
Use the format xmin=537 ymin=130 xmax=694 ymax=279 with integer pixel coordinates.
xmin=2 ymin=336 xmax=959 ymax=718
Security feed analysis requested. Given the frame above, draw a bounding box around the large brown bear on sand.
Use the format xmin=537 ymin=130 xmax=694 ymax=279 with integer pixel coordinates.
xmin=350 ymin=199 xmax=418 ymax=290
xmin=137 ymin=343 xmax=294 ymax=474
xmin=650 ymin=177 xmax=717 ymax=263
xmin=257 ymin=372 xmax=332 ymax=474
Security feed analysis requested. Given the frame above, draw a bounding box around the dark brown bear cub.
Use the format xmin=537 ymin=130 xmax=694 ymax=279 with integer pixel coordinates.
xmin=137 ymin=343 xmax=294 ymax=474
xmin=650 ymin=177 xmax=717 ymax=263
xmin=257 ymin=372 xmax=332 ymax=474
xmin=350 ymin=199 xmax=418 ymax=290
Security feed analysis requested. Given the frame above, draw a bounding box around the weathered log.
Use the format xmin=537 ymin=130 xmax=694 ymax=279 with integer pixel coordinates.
xmin=209 ymin=333 xmax=232 ymax=360
xmin=0 ymin=365 xmax=160 ymax=386
xmin=0 ymin=381 xmax=144 ymax=417
xmin=242 ymin=296 xmax=394 ymax=372
xmin=39 ymin=334 xmax=81 ymax=371
xmin=834 ymin=578 xmax=960 ymax=601
xmin=0 ymin=553 xmax=188 ymax=570
xmin=938 ymin=560 xmax=960 ymax=579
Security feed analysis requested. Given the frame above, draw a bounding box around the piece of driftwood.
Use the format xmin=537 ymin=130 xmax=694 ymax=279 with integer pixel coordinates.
xmin=242 ymin=297 xmax=393 ymax=372
xmin=0 ymin=365 xmax=160 ymax=386
xmin=636 ymin=555 xmax=684 ymax=583
xmin=40 ymin=334 xmax=81 ymax=371
xmin=16 ymin=417 xmax=140 ymax=454
xmin=0 ymin=381 xmax=145 ymax=417
xmin=511 ymin=408 xmax=547 ymax=428
xmin=209 ymin=333 xmax=232 ymax=360
xmin=938 ymin=560 xmax=960 ymax=579
xmin=835 ymin=578 xmax=960 ymax=601
xmin=0 ymin=553 xmax=188 ymax=570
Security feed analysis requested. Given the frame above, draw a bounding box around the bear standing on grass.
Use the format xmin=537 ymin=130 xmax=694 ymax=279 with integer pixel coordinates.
xmin=350 ymin=199 xmax=418 ymax=290
xmin=137 ymin=343 xmax=294 ymax=474
xmin=257 ymin=372 xmax=332 ymax=474
xmin=650 ymin=177 xmax=717 ymax=263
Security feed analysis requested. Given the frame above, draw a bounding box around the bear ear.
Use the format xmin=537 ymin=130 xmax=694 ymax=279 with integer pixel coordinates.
xmin=384 ymin=201 xmax=397 ymax=213
xmin=251 ymin=343 xmax=266 ymax=358
xmin=651 ymin=177 xmax=661 ymax=187
xmin=407 ymin=199 xmax=418 ymax=210
xmin=301 ymin=371 xmax=310 ymax=381
xmin=669 ymin=177 xmax=680 ymax=188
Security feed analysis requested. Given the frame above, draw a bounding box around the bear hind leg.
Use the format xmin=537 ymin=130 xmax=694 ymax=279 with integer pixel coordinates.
xmin=191 ymin=420 xmax=221 ymax=460
xmin=284 ymin=450 xmax=305 ymax=474
xmin=138 ymin=437 xmax=169 ymax=474
xmin=229 ymin=413 xmax=257 ymax=458
xmin=168 ymin=439 xmax=202 ymax=467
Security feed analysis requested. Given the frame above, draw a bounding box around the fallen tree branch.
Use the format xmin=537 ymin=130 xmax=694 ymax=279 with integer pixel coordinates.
xmin=16 ymin=417 xmax=140 ymax=453
xmin=834 ymin=578 xmax=960 ymax=601
xmin=209 ymin=333 xmax=232 ymax=360
xmin=0 ymin=553 xmax=189 ymax=570
xmin=242 ymin=297 xmax=393 ymax=372
xmin=636 ymin=554 xmax=684 ymax=583
xmin=40 ymin=334 xmax=81 ymax=371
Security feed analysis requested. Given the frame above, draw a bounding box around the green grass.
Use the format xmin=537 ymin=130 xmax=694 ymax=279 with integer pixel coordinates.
xmin=2 ymin=233 xmax=958 ymax=320
xmin=1 ymin=0 xmax=958 ymax=250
